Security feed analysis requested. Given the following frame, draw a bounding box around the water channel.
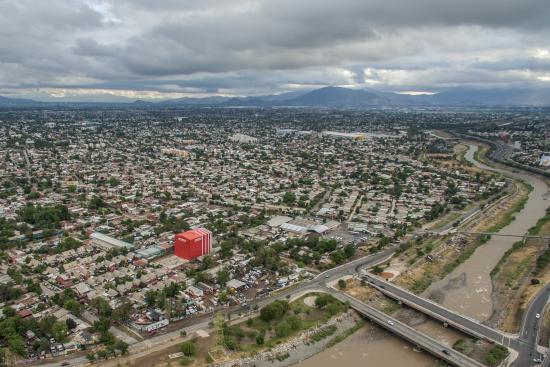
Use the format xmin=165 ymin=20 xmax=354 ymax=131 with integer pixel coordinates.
xmin=298 ymin=143 xmax=548 ymax=367
xmin=427 ymin=144 xmax=549 ymax=321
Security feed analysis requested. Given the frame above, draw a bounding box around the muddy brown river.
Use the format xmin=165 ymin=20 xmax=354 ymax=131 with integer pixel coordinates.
xmin=427 ymin=144 xmax=549 ymax=321
xmin=296 ymin=323 xmax=435 ymax=367
xmin=296 ymin=319 xmax=461 ymax=367
xmin=298 ymin=143 xmax=548 ymax=367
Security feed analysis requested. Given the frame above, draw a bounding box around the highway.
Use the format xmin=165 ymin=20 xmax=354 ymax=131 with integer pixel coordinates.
xmin=361 ymin=273 xmax=515 ymax=346
xmin=35 ymin=138 xmax=549 ymax=367
xmin=31 ymin=248 xmax=398 ymax=367
xmin=333 ymin=291 xmax=486 ymax=367
xmin=517 ymin=284 xmax=550 ymax=366
xmin=34 ymin=244 xmax=530 ymax=367
xmin=361 ymin=272 xmax=550 ymax=366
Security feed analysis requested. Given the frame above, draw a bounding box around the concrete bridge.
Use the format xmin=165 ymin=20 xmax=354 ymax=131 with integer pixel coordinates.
xmin=332 ymin=291 xmax=486 ymax=367
xmin=361 ymin=274 xmax=517 ymax=346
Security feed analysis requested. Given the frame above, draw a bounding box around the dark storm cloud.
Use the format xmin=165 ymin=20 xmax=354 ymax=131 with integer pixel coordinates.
xmin=1 ymin=0 xmax=550 ymax=98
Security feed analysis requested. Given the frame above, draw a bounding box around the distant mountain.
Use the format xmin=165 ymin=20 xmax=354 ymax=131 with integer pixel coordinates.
xmin=159 ymin=96 xmax=231 ymax=106
xmin=1 ymin=86 xmax=550 ymax=107
xmin=280 ymin=86 xmax=389 ymax=107
xmin=0 ymin=95 xmax=42 ymax=106
xmin=425 ymin=88 xmax=550 ymax=107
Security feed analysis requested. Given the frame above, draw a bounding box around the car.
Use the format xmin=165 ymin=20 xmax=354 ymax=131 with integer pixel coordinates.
xmin=536 ymin=313 xmax=541 ymax=319
xmin=61 ymin=362 xmax=70 ymax=366
xmin=325 ymin=275 xmax=329 ymax=278
xmin=387 ymin=320 xmax=394 ymax=325
xmin=442 ymin=350 xmax=450 ymax=355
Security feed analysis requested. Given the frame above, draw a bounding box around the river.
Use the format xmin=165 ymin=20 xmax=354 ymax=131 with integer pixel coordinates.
xmin=296 ymin=323 xmax=435 ymax=367
xmin=426 ymin=144 xmax=549 ymax=321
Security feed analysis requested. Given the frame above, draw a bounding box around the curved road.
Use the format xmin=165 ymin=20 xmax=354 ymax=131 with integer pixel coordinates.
xmin=36 ymin=141 xmax=548 ymax=367
xmin=465 ymin=143 xmax=549 ymax=366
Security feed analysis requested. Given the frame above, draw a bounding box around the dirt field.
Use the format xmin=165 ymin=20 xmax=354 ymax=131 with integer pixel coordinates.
xmin=492 ymin=217 xmax=550 ymax=332
xmin=345 ymin=278 xmax=379 ymax=303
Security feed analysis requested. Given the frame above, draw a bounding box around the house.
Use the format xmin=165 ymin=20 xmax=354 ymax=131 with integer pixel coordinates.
xmin=56 ymin=275 xmax=73 ymax=288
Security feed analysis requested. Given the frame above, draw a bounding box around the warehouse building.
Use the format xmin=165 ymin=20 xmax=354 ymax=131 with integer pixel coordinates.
xmin=135 ymin=245 xmax=165 ymax=260
xmin=91 ymin=232 xmax=135 ymax=252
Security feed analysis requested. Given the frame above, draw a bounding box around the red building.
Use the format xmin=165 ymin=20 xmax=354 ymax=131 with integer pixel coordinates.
xmin=174 ymin=228 xmax=212 ymax=260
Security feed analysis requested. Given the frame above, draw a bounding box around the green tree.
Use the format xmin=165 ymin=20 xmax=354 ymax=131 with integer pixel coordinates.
xmin=90 ymin=297 xmax=112 ymax=317
xmin=8 ymin=336 xmax=27 ymax=356
xmin=286 ymin=315 xmax=303 ymax=331
xmin=260 ymin=300 xmax=289 ymax=321
xmin=275 ymin=320 xmax=292 ymax=337
xmin=64 ymin=299 xmax=82 ymax=316
xmin=86 ymin=353 xmax=96 ymax=362
xmin=88 ymin=196 xmax=106 ymax=210
xmin=52 ymin=322 xmax=68 ymax=342
xmin=144 ymin=290 xmax=158 ymax=308
xmin=344 ymin=244 xmax=356 ymax=258
xmin=283 ymin=192 xmax=296 ymax=204
xmin=115 ymin=340 xmax=129 ymax=355
xmin=216 ymin=269 xmax=230 ymax=286
xmin=338 ymin=279 xmax=347 ymax=289
xmin=180 ymin=341 xmax=197 ymax=357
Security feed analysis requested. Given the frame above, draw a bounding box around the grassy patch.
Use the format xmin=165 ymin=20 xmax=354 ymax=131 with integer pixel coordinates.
xmin=490 ymin=240 xmax=525 ymax=278
xmin=485 ymin=183 xmax=532 ymax=234
xmin=230 ymin=293 xmax=348 ymax=354
xmin=430 ymin=212 xmax=461 ymax=230
xmin=447 ymin=181 xmax=531 ymax=278
xmin=485 ymin=344 xmax=509 ymax=367
xmin=381 ymin=299 xmax=401 ymax=314
xmin=307 ymin=325 xmax=337 ymax=344
xmin=528 ymin=207 xmax=550 ymax=236
xmin=473 ymin=145 xmax=491 ymax=165
xmin=326 ymin=319 xmax=365 ymax=348
xmin=411 ymin=271 xmax=433 ymax=294
xmin=452 ymin=338 xmax=468 ymax=352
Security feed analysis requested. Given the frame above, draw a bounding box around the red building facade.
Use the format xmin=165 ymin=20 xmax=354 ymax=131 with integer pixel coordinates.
xmin=174 ymin=228 xmax=212 ymax=260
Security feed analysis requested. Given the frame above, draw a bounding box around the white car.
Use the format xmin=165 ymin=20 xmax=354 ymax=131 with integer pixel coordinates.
xmin=536 ymin=313 xmax=541 ymax=319
xmin=387 ymin=320 xmax=395 ymax=326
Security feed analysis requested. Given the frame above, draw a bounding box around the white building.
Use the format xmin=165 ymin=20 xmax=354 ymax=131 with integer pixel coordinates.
xmin=91 ymin=232 xmax=134 ymax=251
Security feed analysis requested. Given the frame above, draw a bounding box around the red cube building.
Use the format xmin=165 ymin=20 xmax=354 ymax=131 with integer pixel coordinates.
xmin=174 ymin=228 xmax=212 ymax=260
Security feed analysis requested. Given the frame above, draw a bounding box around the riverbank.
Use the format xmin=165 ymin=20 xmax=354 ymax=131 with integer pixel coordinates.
xmin=297 ymin=321 xmax=436 ymax=367
xmin=211 ymin=310 xmax=362 ymax=367
xmin=425 ymin=144 xmax=549 ymax=321
xmin=490 ymin=207 xmax=550 ymax=332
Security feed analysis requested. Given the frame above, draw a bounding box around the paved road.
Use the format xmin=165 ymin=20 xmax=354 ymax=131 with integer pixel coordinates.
xmin=361 ymin=262 xmax=550 ymax=367
xmin=362 ymin=274 xmax=516 ymax=341
xmin=37 ymin=138 xmax=548 ymax=367
xmin=333 ymin=291 xmax=486 ymax=367
xmin=518 ymin=284 xmax=550 ymax=366
xmin=32 ymin=248 xmax=397 ymax=367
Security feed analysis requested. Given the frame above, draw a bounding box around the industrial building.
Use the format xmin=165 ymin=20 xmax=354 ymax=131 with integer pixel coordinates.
xmin=90 ymin=232 xmax=135 ymax=251
xmin=229 ymin=133 xmax=258 ymax=144
xmin=135 ymin=245 xmax=165 ymax=260
xmin=321 ymin=131 xmax=367 ymax=140
xmin=174 ymin=228 xmax=212 ymax=260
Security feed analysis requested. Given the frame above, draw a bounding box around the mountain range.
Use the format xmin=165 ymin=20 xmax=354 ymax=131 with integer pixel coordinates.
xmin=2 ymin=86 xmax=550 ymax=107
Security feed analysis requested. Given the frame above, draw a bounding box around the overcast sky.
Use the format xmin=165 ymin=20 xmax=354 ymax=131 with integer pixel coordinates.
xmin=1 ymin=0 xmax=550 ymax=100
